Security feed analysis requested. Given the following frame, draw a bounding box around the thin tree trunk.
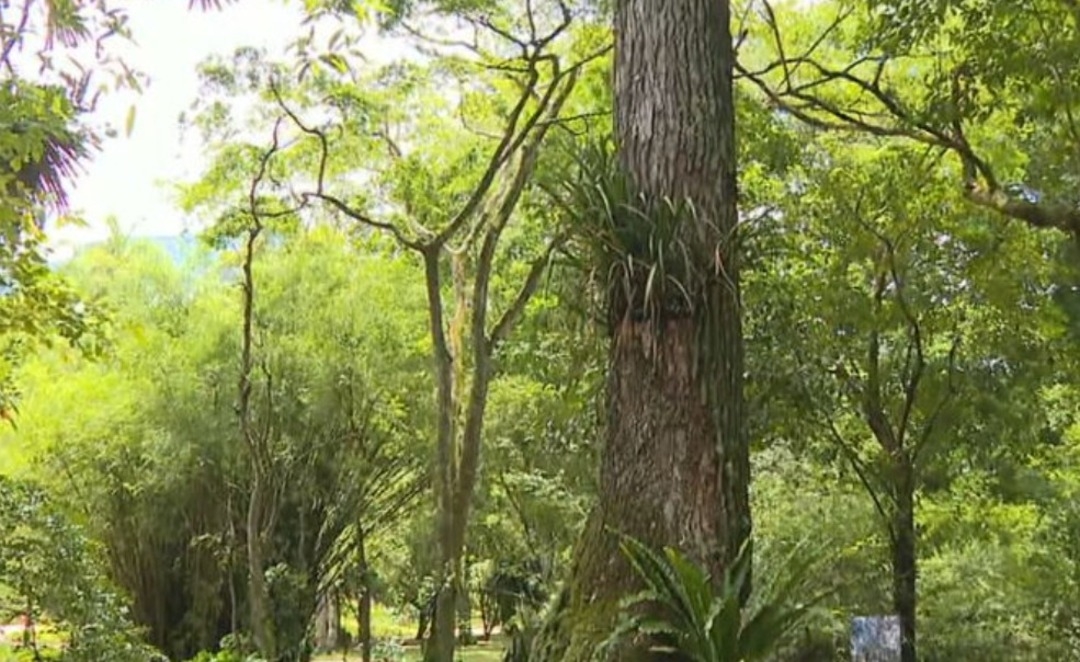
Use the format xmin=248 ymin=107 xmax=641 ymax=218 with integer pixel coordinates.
xmin=246 ymin=473 xmax=275 ymax=659
xmin=419 ymin=33 xmax=580 ymax=661
xmin=357 ymin=528 xmax=373 ymax=662
xmin=893 ymin=458 xmax=917 ymax=662
xmin=423 ymin=247 xmax=459 ymax=662
xmin=239 ymin=219 xmax=275 ymax=661
xmin=532 ymin=0 xmax=747 ymax=659
xmin=227 ymin=494 xmax=239 ymax=638
xmin=456 ymin=553 xmax=474 ymax=645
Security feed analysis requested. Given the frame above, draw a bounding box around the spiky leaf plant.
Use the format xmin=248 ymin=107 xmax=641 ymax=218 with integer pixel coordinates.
xmin=600 ymin=535 xmax=828 ymax=662
xmin=558 ymin=137 xmax=720 ymax=334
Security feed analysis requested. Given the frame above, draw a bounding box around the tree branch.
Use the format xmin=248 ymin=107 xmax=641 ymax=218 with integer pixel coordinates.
xmin=489 ymin=230 xmax=568 ymax=350
xmin=821 ymin=412 xmax=898 ymax=542
xmin=738 ymin=5 xmax=1080 ymax=238
xmin=270 ymin=81 xmax=428 ymax=250
xmin=432 ymin=5 xmax=582 ymax=247
xmin=911 ymin=333 xmax=961 ymax=462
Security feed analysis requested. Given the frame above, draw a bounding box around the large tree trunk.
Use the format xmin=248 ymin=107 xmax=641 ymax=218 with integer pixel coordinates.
xmin=892 ymin=458 xmax=917 ymax=662
xmin=532 ymin=1 xmax=748 ymax=660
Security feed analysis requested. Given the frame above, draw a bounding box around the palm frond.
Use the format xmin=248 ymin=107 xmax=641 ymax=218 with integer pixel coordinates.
xmin=1 ymin=82 xmax=89 ymax=213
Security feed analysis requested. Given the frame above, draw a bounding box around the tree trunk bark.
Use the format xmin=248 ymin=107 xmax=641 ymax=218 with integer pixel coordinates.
xmin=247 ymin=469 xmax=276 ymax=660
xmin=456 ymin=554 xmax=475 ymax=645
xmin=423 ymin=247 xmax=459 ymax=662
xmin=357 ymin=528 xmax=373 ymax=662
xmin=532 ymin=1 xmax=748 ymax=660
xmin=314 ymin=592 xmax=329 ymax=651
xmin=892 ymin=458 xmax=917 ymax=662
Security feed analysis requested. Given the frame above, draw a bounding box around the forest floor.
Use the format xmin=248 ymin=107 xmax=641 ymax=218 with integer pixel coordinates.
xmin=0 ymin=607 xmax=509 ymax=661
xmin=311 ymin=637 xmax=507 ymax=661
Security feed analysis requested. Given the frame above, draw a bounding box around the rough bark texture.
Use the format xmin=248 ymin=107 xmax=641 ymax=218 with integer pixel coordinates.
xmin=533 ymin=1 xmax=748 ymax=659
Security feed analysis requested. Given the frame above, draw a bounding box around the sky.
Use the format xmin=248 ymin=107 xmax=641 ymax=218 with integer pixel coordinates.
xmin=50 ymin=0 xmax=410 ymax=260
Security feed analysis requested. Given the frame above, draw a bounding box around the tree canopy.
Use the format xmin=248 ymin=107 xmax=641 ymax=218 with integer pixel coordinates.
xmin=2 ymin=1 xmax=1080 ymax=662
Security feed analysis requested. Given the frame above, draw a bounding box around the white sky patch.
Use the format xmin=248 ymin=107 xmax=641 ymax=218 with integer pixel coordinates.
xmin=49 ymin=0 xmax=414 ymax=260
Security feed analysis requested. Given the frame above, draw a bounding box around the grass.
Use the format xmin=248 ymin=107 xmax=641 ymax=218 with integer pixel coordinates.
xmin=0 ymin=603 xmax=508 ymax=662
xmin=314 ymin=603 xmax=506 ymax=662
xmin=312 ymin=635 xmax=507 ymax=662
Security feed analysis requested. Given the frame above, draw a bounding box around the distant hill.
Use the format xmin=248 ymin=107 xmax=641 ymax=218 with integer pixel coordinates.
xmin=52 ymin=233 xmax=203 ymax=267
xmin=147 ymin=234 xmax=201 ymax=265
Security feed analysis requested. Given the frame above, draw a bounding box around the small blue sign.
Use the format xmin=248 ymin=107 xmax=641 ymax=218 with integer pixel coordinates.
xmin=851 ymin=615 xmax=900 ymax=661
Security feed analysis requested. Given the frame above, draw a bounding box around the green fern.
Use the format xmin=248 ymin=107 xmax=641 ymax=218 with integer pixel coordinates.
xmin=602 ymin=536 xmax=827 ymax=662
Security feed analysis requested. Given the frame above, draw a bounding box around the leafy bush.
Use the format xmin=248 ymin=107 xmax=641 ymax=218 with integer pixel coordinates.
xmin=182 ymin=632 xmax=267 ymax=662
xmin=0 ymin=476 xmax=161 ymax=662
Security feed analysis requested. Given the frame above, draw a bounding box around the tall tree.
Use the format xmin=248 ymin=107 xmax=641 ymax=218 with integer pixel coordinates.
xmin=534 ymin=0 xmax=749 ymax=659
xmin=182 ymin=6 xmax=610 ymax=658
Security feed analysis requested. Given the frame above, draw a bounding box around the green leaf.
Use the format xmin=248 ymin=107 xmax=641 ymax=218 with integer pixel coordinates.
xmin=124 ymin=103 xmax=136 ymax=137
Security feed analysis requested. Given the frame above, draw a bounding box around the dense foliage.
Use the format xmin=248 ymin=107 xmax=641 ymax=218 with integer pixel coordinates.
xmin=2 ymin=1 xmax=1080 ymax=661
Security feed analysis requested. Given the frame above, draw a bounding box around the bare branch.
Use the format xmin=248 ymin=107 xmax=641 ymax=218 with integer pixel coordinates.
xmin=433 ymin=55 xmax=543 ymax=246
xmin=433 ymin=33 xmax=606 ymax=247
xmin=312 ymin=192 xmax=424 ymax=250
xmin=760 ymin=0 xmax=792 ymax=91
xmin=964 ymin=184 xmax=1080 ymax=235
xmin=270 ymin=80 xmax=328 ymax=197
xmin=468 ymin=14 xmax=529 ymax=58
xmin=270 ymin=79 xmax=427 ymax=250
xmin=525 ymin=0 xmax=538 ymax=46
xmin=399 ymin=20 xmax=481 ymax=55
xmin=0 ymin=0 xmax=33 ymax=72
